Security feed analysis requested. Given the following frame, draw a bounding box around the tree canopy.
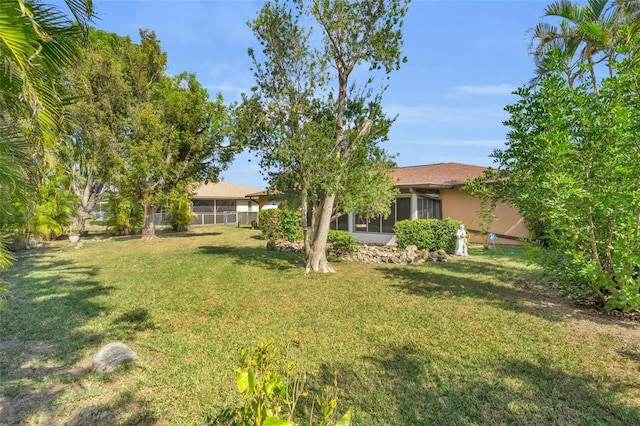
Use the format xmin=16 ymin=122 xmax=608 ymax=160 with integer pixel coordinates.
xmin=474 ymin=0 xmax=640 ymax=311
xmin=67 ymin=29 xmax=239 ymax=239
xmin=236 ymin=0 xmax=409 ymax=273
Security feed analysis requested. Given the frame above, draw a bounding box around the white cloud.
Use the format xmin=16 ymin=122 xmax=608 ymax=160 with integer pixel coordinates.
xmin=204 ymin=84 xmax=249 ymax=98
xmin=199 ymin=60 xmax=254 ymax=101
xmin=396 ymin=139 xmax=506 ymax=148
xmin=386 ymin=104 xmax=507 ymax=126
xmin=453 ymin=84 xmax=518 ymax=96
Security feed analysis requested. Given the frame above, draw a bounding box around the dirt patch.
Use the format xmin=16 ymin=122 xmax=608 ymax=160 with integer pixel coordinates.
xmin=519 ymin=283 xmax=640 ymax=350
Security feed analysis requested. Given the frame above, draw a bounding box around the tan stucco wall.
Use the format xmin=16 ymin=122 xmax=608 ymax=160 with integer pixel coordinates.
xmin=440 ymin=188 xmax=528 ymax=245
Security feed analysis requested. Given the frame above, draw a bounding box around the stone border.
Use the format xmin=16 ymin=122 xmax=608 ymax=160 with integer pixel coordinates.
xmin=267 ymin=240 xmax=452 ymax=264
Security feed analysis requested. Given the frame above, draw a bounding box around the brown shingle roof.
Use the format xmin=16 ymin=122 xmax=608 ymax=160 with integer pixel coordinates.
xmin=192 ymin=181 xmax=264 ymax=200
xmin=393 ymin=162 xmax=491 ymax=189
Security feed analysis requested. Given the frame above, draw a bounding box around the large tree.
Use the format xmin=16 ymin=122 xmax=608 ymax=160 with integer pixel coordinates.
xmin=60 ymin=29 xmax=130 ymax=232
xmin=238 ymin=0 xmax=408 ymax=273
xmin=112 ymin=32 xmax=237 ymax=238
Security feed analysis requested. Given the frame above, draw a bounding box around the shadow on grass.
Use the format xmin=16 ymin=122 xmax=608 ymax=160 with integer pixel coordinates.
xmin=156 ymin=230 xmax=223 ymax=239
xmin=376 ymin=259 xmax=638 ymax=328
xmin=619 ymin=346 xmax=640 ymax=364
xmin=199 ymin=245 xmax=303 ymax=270
xmin=311 ymin=343 xmax=640 ymax=425
xmin=0 ymin=253 xmax=127 ymax=424
xmin=0 ymin=363 xmax=158 ymax=425
xmin=65 ymin=381 xmax=159 ymax=426
xmin=112 ymin=308 xmax=157 ymax=341
xmin=0 ymin=256 xmax=110 ymax=350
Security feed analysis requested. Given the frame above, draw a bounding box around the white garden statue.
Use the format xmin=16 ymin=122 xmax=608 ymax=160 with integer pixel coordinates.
xmin=455 ymin=224 xmax=468 ymax=256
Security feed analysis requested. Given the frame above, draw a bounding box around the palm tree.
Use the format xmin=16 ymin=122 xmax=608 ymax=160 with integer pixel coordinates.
xmin=0 ymin=0 xmax=93 ymax=271
xmin=529 ymin=0 xmax=619 ymax=92
xmin=529 ymin=20 xmax=583 ymax=87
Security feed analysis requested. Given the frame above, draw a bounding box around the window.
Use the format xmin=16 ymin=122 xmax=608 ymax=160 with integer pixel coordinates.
xmin=352 ymin=196 xmax=442 ymax=234
xmin=216 ymin=200 xmax=236 ymax=212
xmin=355 ymin=198 xmax=410 ymax=234
xmin=382 ymin=212 xmax=395 ymax=233
xmin=192 ymin=200 xmax=213 ymax=212
xmin=330 ymin=213 xmax=349 ymax=231
xmin=417 ymin=197 xmax=442 ymax=219
xmin=396 ymin=198 xmax=411 ymax=221
xmin=367 ymin=216 xmax=381 ymax=232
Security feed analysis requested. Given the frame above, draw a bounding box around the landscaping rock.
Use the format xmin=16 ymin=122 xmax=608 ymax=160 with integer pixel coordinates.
xmin=265 ymin=239 xmax=453 ymax=265
xmin=27 ymin=237 xmax=43 ymax=249
xmin=92 ymin=342 xmax=138 ymax=374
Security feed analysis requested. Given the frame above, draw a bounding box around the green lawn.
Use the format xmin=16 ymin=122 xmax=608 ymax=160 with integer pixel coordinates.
xmin=1 ymin=226 xmax=639 ymax=425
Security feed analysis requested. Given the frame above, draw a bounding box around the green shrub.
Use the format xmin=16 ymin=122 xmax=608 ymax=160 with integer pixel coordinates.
xmin=259 ymin=209 xmax=282 ymax=240
xmin=105 ymin=195 xmax=142 ymax=236
xmin=279 ymin=209 xmax=302 ymax=242
xmin=327 ymin=230 xmax=357 ymax=253
xmin=214 ymin=340 xmax=351 ymax=426
xmin=166 ymin=193 xmax=194 ymax=232
xmin=258 ymin=208 xmax=302 ymax=242
xmin=394 ymin=219 xmax=461 ymax=253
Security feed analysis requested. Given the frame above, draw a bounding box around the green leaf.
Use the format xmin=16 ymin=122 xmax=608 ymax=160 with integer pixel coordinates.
xmin=247 ymin=369 xmax=256 ymax=394
xmin=263 ymin=417 xmax=293 ymax=426
xmin=335 ymin=409 xmax=352 ymax=426
xmin=236 ymin=369 xmax=255 ymax=394
xmin=236 ymin=370 xmax=249 ymax=393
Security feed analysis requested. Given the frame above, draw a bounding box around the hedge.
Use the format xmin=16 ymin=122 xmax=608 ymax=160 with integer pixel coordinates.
xmin=394 ymin=218 xmax=461 ymax=253
xmin=327 ymin=230 xmax=357 ymax=253
xmin=258 ymin=208 xmax=302 ymax=242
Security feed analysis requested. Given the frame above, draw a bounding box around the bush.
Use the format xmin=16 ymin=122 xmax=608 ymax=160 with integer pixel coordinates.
xmin=279 ymin=209 xmax=303 ymax=242
xmin=166 ymin=194 xmax=193 ymax=232
xmin=213 ymin=340 xmax=351 ymax=426
xmin=105 ymin=195 xmax=142 ymax=236
xmin=258 ymin=209 xmax=282 ymax=240
xmin=327 ymin=230 xmax=357 ymax=253
xmin=258 ymin=208 xmax=302 ymax=242
xmin=394 ymin=219 xmax=461 ymax=253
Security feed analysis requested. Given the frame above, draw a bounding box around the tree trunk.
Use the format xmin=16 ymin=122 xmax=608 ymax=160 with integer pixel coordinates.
xmin=71 ymin=177 xmax=102 ymax=231
xmin=142 ymin=203 xmax=157 ymax=239
xmin=306 ymin=194 xmax=335 ymax=273
xmin=301 ymin=190 xmax=310 ymax=258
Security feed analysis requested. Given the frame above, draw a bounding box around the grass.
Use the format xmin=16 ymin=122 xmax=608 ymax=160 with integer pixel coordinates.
xmin=1 ymin=226 xmax=639 ymax=425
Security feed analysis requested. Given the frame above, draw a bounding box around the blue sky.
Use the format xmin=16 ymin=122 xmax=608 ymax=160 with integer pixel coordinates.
xmin=85 ymin=0 xmax=554 ymax=189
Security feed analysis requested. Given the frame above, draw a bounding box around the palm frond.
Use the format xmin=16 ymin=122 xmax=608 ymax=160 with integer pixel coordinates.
xmin=587 ymin=0 xmax=611 ymax=21
xmin=544 ymin=0 xmax=585 ymax=23
xmin=62 ymin=0 xmax=94 ymax=28
xmin=0 ymin=1 xmax=86 ymax=142
xmin=0 ymin=122 xmax=30 ymax=272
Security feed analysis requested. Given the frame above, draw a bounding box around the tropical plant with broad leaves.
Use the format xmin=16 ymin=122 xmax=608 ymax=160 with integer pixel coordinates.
xmin=0 ymin=0 xmax=93 ymax=270
xmin=529 ymin=0 xmax=639 ymax=91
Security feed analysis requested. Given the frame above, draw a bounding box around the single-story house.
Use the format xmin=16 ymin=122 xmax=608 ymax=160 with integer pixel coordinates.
xmin=111 ymin=164 xmax=524 ymax=240
xmin=190 ymin=181 xmax=263 ymax=226
xmin=342 ymin=162 xmax=527 ymax=245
